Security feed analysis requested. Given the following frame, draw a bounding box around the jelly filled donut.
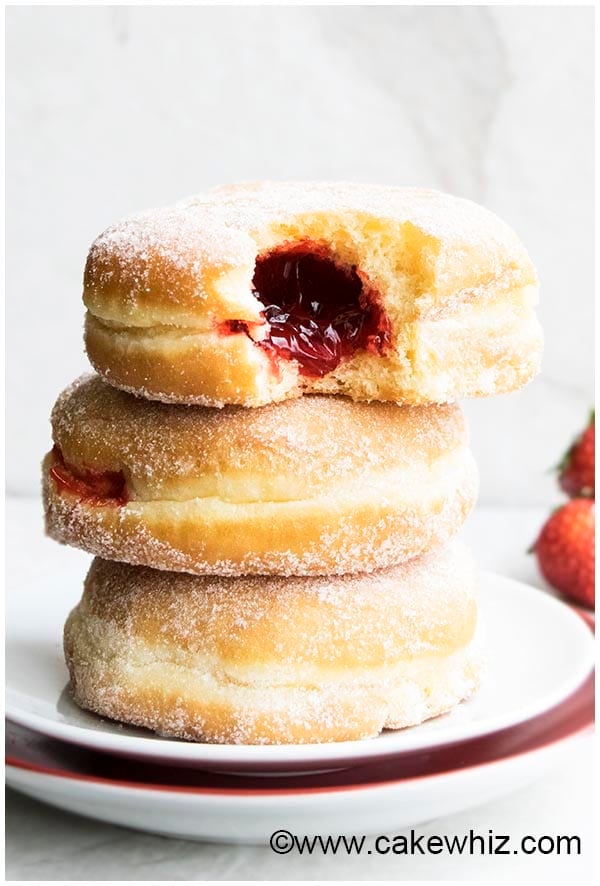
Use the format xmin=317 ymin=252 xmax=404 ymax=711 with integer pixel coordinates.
xmin=83 ymin=181 xmax=542 ymax=408
xmin=64 ymin=543 xmax=484 ymax=744
xmin=43 ymin=375 xmax=478 ymax=576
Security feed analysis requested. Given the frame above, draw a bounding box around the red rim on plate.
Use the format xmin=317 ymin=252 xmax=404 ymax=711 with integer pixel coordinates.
xmin=6 ymin=671 xmax=594 ymax=796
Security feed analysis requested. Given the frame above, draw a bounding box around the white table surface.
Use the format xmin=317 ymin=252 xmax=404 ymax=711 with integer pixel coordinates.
xmin=5 ymin=498 xmax=595 ymax=882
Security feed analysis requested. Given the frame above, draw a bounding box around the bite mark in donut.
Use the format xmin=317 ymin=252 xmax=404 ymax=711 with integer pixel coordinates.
xmin=219 ymin=243 xmax=391 ymax=379
xmin=49 ymin=446 xmax=128 ymax=506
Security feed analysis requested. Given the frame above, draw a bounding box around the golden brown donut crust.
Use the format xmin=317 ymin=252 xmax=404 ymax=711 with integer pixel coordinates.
xmin=43 ymin=375 xmax=478 ymax=575
xmin=83 ymin=181 xmax=542 ymax=407
xmin=64 ymin=544 xmax=484 ymax=744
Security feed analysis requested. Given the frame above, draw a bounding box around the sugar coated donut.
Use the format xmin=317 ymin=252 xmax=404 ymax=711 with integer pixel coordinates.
xmin=43 ymin=375 xmax=478 ymax=576
xmin=83 ymin=181 xmax=542 ymax=407
xmin=64 ymin=544 xmax=483 ymax=744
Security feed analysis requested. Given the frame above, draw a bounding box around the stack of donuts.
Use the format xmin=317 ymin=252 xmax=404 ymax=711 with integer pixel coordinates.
xmin=43 ymin=182 xmax=542 ymax=744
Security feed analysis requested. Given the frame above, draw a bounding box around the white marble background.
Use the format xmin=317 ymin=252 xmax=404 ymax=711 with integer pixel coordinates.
xmin=6 ymin=5 xmax=594 ymax=503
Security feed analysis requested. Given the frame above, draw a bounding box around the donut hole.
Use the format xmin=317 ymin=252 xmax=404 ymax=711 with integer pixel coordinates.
xmin=251 ymin=243 xmax=390 ymax=378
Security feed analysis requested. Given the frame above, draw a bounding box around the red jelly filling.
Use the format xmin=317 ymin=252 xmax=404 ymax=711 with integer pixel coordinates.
xmin=249 ymin=243 xmax=390 ymax=378
xmin=49 ymin=446 xmax=128 ymax=506
xmin=218 ymin=319 xmax=251 ymax=336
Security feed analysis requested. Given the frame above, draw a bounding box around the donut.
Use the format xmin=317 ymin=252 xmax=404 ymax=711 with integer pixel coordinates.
xmin=63 ymin=543 xmax=484 ymax=744
xmin=83 ymin=181 xmax=542 ymax=408
xmin=43 ymin=375 xmax=478 ymax=576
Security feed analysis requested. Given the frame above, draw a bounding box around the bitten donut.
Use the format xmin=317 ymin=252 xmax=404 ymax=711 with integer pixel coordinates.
xmin=64 ymin=544 xmax=484 ymax=744
xmin=43 ymin=375 xmax=478 ymax=576
xmin=83 ymin=181 xmax=542 ymax=407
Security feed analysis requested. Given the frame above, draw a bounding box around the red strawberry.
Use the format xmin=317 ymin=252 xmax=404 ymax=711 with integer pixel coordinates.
xmin=558 ymin=411 xmax=595 ymax=498
xmin=532 ymin=499 xmax=595 ymax=608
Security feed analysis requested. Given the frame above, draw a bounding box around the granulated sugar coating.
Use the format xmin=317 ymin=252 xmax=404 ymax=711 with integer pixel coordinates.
xmin=49 ymin=375 xmax=468 ymax=495
xmin=86 ymin=182 xmax=535 ymax=308
xmin=63 ymin=543 xmax=484 ymax=744
xmin=82 ymin=181 xmax=542 ymax=408
xmin=43 ymin=375 xmax=478 ymax=575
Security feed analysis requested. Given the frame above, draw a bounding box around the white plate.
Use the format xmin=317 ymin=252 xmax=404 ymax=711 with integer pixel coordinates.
xmin=6 ymin=679 xmax=594 ymax=844
xmin=6 ymin=567 xmax=594 ymax=772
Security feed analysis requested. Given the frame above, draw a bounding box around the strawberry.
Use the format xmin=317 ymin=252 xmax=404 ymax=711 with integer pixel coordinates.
xmin=532 ymin=499 xmax=595 ymax=609
xmin=558 ymin=411 xmax=595 ymax=498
